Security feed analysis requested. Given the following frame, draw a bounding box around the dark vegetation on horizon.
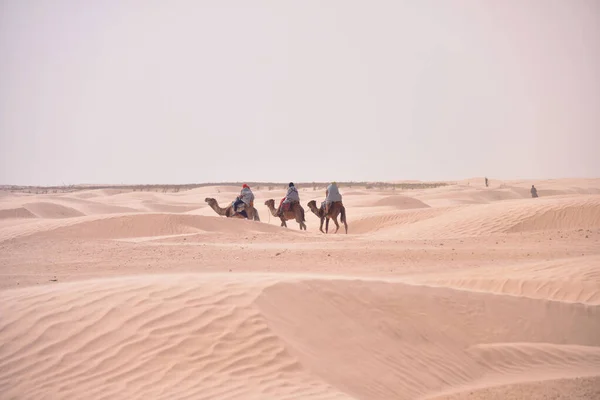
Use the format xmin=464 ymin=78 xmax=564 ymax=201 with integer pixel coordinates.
xmin=2 ymin=181 xmax=451 ymax=194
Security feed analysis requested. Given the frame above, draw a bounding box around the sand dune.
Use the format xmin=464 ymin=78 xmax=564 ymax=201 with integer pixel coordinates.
xmin=373 ymin=195 xmax=430 ymax=209
xmin=0 ymin=275 xmax=350 ymax=400
xmin=1 ymin=179 xmax=599 ymax=399
xmin=141 ymin=201 xmax=201 ymax=213
xmin=466 ymin=342 xmax=600 ymax=374
xmin=51 ymin=196 xmax=141 ymax=214
xmin=507 ymin=197 xmax=600 ymax=233
xmin=71 ymin=190 xmax=102 ymax=199
xmin=429 ymin=376 xmax=600 ymax=399
xmin=258 ymin=279 xmax=600 ymax=399
xmin=186 ymin=185 xmax=244 ymax=195
xmin=412 ymin=255 xmax=600 ymax=305
xmin=0 ymin=194 xmax=139 ymax=218
xmin=348 ymin=207 xmax=450 ymax=234
xmin=352 ymin=195 xmax=600 ymax=238
xmin=1 ymin=275 xmax=598 ymax=400
xmin=95 ymin=188 xmax=130 ymax=196
xmin=22 ymin=202 xmax=85 ymax=218
xmin=27 ymin=213 xmax=288 ymax=240
xmin=0 ymin=207 xmax=37 ymax=219
xmin=414 ymin=182 xmax=600 ymax=207
xmin=0 ymin=212 xmax=291 ymax=243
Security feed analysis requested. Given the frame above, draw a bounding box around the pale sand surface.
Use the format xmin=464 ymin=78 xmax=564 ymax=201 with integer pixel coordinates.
xmin=429 ymin=376 xmax=600 ymax=399
xmin=1 ymin=178 xmax=599 ymax=399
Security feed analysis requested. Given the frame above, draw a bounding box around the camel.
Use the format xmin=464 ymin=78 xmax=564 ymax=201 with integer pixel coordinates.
xmin=264 ymin=199 xmax=307 ymax=230
xmin=307 ymin=200 xmax=348 ymax=234
xmin=204 ymin=198 xmax=260 ymax=221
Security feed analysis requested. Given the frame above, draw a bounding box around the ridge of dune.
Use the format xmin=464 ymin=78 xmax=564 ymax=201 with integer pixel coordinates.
xmin=93 ymin=191 xmax=164 ymax=203
xmin=74 ymin=202 xmax=141 ymax=215
xmin=95 ymin=189 xmax=129 ymax=196
xmin=507 ymin=198 xmax=600 ymax=233
xmin=340 ymin=191 xmax=368 ymax=196
xmin=425 ymin=345 xmax=600 ymax=399
xmin=412 ymin=255 xmax=600 ymax=305
xmin=361 ymin=195 xmax=600 ymax=238
xmin=413 ymin=184 xmax=600 ymax=207
xmin=185 ymin=185 xmax=243 ymax=195
xmin=48 ymin=196 xmax=141 ymax=214
xmin=71 ymin=191 xmax=102 ymax=199
xmin=372 ymin=195 xmax=431 ymax=209
xmin=417 ymin=277 xmax=600 ymax=305
xmin=441 ymin=188 xmax=524 ymax=204
xmin=466 ymin=342 xmax=600 ymax=373
xmin=0 ymin=207 xmax=37 ymax=219
xmin=349 ymin=207 xmax=451 ymax=234
xmin=0 ymin=213 xmax=294 ymax=243
xmin=37 ymin=213 xmax=291 ymax=240
xmin=22 ymin=202 xmax=85 ymax=219
xmin=142 ymin=201 xmax=201 ymax=213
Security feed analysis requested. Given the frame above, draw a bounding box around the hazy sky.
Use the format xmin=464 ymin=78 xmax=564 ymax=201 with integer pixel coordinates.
xmin=1 ymin=1 xmax=599 ymax=185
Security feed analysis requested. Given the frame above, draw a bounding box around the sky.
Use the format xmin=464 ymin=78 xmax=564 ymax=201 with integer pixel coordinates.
xmin=1 ymin=0 xmax=599 ymax=186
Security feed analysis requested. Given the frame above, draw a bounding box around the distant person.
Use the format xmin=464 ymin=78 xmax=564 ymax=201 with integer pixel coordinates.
xmin=530 ymin=185 xmax=538 ymax=198
xmin=485 ymin=177 xmax=489 ymax=187
xmin=233 ymin=184 xmax=254 ymax=218
xmin=323 ymin=181 xmax=342 ymax=214
xmin=277 ymin=182 xmax=300 ymax=216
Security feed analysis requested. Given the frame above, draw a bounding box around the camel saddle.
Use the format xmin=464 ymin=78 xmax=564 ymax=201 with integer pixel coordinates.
xmin=321 ymin=200 xmax=341 ymax=211
xmin=233 ymin=200 xmax=254 ymax=212
xmin=281 ymin=200 xmax=298 ymax=213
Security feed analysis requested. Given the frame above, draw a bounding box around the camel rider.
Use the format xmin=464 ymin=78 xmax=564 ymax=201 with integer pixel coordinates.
xmin=277 ymin=182 xmax=300 ymax=216
xmin=233 ymin=184 xmax=254 ymax=218
xmin=323 ymin=181 xmax=342 ymax=214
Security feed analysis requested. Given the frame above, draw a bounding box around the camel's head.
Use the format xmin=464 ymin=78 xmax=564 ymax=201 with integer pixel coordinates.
xmin=205 ymin=197 xmax=216 ymax=205
xmin=307 ymin=200 xmax=318 ymax=211
xmin=264 ymin=199 xmax=275 ymax=207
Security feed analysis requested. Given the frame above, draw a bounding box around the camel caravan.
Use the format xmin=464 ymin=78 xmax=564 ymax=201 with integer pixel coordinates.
xmin=204 ymin=182 xmax=348 ymax=234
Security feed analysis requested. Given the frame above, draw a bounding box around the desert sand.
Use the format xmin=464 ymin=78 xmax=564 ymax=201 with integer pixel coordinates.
xmin=1 ymin=178 xmax=599 ymax=399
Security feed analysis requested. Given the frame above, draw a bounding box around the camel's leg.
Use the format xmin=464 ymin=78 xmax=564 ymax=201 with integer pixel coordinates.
xmin=281 ymin=219 xmax=287 ymax=228
xmin=295 ymin=215 xmax=305 ymax=230
xmin=319 ymin=217 xmax=325 ymax=233
xmin=340 ymin=206 xmax=348 ymax=234
xmin=332 ymin=216 xmax=340 ymax=233
xmin=325 ymin=218 xmax=330 ymax=233
xmin=294 ymin=208 xmax=304 ymax=231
